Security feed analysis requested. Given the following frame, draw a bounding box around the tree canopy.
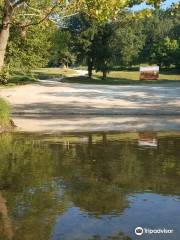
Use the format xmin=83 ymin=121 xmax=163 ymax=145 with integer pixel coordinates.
xmin=0 ymin=0 xmax=179 ymax=81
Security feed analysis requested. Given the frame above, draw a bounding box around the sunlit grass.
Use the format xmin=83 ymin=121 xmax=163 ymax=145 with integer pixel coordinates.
xmin=63 ymin=70 xmax=180 ymax=85
xmin=96 ymin=70 xmax=180 ymax=81
xmin=33 ymin=68 xmax=76 ymax=79
xmin=0 ymin=68 xmax=76 ymax=87
xmin=1 ymin=68 xmax=179 ymax=87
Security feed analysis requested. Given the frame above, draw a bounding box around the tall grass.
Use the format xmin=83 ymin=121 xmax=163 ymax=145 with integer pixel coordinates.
xmin=0 ymin=98 xmax=11 ymax=128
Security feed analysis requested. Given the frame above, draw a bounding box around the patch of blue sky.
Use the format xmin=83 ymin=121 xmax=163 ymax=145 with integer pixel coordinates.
xmin=131 ymin=0 xmax=179 ymax=11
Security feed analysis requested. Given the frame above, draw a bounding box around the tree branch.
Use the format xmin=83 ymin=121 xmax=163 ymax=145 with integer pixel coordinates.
xmin=12 ymin=0 xmax=26 ymax=9
xmin=20 ymin=4 xmax=58 ymax=28
xmin=25 ymin=4 xmax=41 ymax=13
xmin=61 ymin=12 xmax=79 ymax=19
xmin=6 ymin=0 xmax=13 ymax=8
xmin=17 ymin=13 xmax=41 ymax=17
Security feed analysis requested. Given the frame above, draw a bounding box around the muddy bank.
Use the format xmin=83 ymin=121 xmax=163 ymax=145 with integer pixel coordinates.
xmin=1 ymin=78 xmax=180 ymax=133
xmin=0 ymin=120 xmax=16 ymax=133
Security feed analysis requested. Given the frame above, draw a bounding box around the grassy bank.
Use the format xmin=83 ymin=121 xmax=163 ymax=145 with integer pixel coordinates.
xmin=33 ymin=68 xmax=76 ymax=79
xmin=0 ymin=98 xmax=11 ymax=131
xmin=0 ymin=68 xmax=76 ymax=87
xmin=0 ymin=68 xmax=179 ymax=87
xmin=62 ymin=70 xmax=180 ymax=85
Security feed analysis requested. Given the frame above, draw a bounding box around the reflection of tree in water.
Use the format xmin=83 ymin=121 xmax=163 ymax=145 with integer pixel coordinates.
xmin=0 ymin=133 xmax=69 ymax=240
xmin=0 ymin=132 xmax=180 ymax=239
xmin=55 ymin=139 xmax=130 ymax=215
xmin=54 ymin=133 xmax=180 ymax=215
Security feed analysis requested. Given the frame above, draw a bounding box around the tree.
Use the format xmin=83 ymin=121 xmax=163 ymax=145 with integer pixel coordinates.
xmin=70 ymin=12 xmax=145 ymax=78
xmin=67 ymin=13 xmax=98 ymax=78
xmin=139 ymin=8 xmax=180 ymax=67
xmin=68 ymin=16 xmax=115 ymax=79
xmin=150 ymin=37 xmax=179 ymax=68
xmin=114 ymin=16 xmax=145 ymax=67
xmin=0 ymin=0 xmax=59 ymax=71
xmin=93 ymin=22 xmax=116 ymax=79
xmin=6 ymin=23 xmax=55 ymax=70
xmin=0 ymin=0 xmax=164 ymax=72
xmin=0 ymin=0 xmax=88 ymax=71
xmin=49 ymin=29 xmax=76 ymax=68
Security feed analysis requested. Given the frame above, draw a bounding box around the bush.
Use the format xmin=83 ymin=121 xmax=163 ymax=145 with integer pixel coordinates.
xmin=0 ymin=66 xmax=10 ymax=84
xmin=0 ymin=98 xmax=11 ymax=128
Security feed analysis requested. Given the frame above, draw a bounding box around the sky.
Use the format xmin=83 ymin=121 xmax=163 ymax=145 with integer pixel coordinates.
xmin=132 ymin=0 xmax=179 ymax=11
xmin=161 ymin=0 xmax=179 ymax=8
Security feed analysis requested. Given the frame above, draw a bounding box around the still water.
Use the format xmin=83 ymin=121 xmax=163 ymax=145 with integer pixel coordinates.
xmin=0 ymin=131 xmax=179 ymax=240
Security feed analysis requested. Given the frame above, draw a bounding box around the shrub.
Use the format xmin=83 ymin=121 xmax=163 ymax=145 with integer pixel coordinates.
xmin=0 ymin=98 xmax=11 ymax=128
xmin=0 ymin=66 xmax=10 ymax=84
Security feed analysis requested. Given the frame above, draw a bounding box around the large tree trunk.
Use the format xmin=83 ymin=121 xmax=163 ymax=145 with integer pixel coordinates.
xmin=0 ymin=1 xmax=12 ymax=71
xmin=87 ymin=57 xmax=93 ymax=79
xmin=102 ymin=71 xmax=107 ymax=79
xmin=0 ymin=26 xmax=10 ymax=71
xmin=88 ymin=64 xmax=92 ymax=78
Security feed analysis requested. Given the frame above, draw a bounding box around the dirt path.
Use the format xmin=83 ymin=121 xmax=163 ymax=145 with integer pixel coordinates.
xmin=0 ymin=70 xmax=180 ymax=132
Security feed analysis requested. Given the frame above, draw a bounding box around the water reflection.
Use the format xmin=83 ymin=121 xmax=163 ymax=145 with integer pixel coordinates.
xmin=0 ymin=132 xmax=179 ymax=240
xmin=138 ymin=132 xmax=158 ymax=147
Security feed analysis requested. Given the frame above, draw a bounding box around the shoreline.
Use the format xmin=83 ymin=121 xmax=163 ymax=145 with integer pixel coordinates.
xmin=12 ymin=115 xmax=180 ymax=134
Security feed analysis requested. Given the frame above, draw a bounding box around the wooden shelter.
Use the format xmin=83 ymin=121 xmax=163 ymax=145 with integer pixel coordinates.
xmin=140 ymin=66 xmax=159 ymax=80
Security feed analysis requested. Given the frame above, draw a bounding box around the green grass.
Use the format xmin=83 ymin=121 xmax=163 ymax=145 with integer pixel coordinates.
xmin=1 ymin=68 xmax=179 ymax=87
xmin=33 ymin=68 xmax=76 ymax=79
xmin=0 ymin=98 xmax=11 ymax=129
xmin=9 ymin=73 xmax=37 ymax=86
xmin=0 ymin=68 xmax=76 ymax=87
xmin=0 ymin=72 xmax=38 ymax=87
xmin=62 ymin=70 xmax=180 ymax=85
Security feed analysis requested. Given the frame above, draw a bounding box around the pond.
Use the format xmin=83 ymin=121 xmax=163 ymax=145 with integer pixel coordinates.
xmin=0 ymin=131 xmax=179 ymax=240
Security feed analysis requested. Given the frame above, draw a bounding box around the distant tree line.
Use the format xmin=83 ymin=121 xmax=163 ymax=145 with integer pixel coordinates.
xmin=3 ymin=4 xmax=180 ymax=79
xmin=56 ymin=7 xmax=179 ymax=78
